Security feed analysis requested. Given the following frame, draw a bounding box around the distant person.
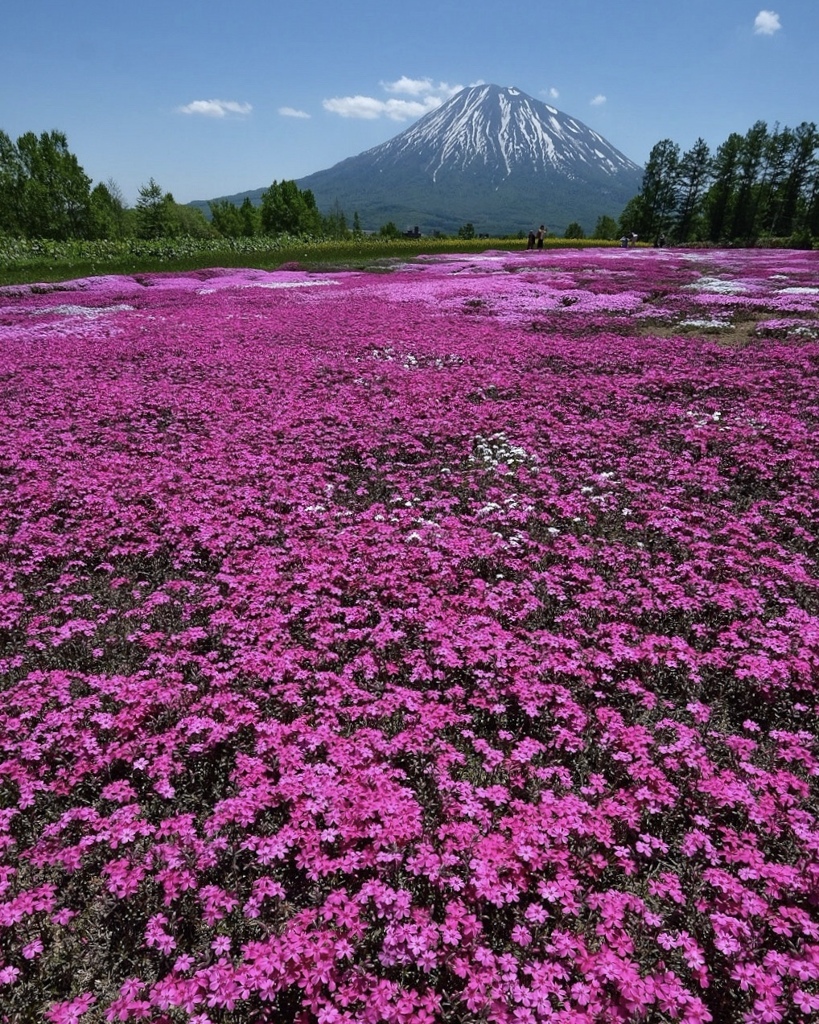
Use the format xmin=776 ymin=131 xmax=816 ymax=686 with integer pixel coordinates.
xmin=536 ymin=225 xmax=545 ymax=250
xmin=527 ymin=230 xmax=536 ymax=250
xmin=631 ymin=232 xmax=638 ymax=247
xmin=620 ymin=234 xmax=629 ymax=248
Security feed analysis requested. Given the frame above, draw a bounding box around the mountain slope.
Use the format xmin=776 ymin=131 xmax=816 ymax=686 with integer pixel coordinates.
xmin=193 ymin=85 xmax=644 ymax=235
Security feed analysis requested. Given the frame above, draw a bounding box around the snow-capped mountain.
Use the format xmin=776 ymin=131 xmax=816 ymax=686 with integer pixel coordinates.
xmin=360 ymin=84 xmax=640 ymax=185
xmin=196 ymin=85 xmax=643 ymax=235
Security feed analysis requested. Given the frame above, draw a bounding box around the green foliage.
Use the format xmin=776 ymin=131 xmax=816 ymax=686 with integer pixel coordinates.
xmin=788 ymin=226 xmax=815 ymax=250
xmin=208 ymin=198 xmax=260 ymax=239
xmin=260 ymin=179 xmax=321 ymax=236
xmin=457 ymin=222 xmax=476 ymax=239
xmin=87 ymin=179 xmax=131 ymax=240
xmin=0 ymin=129 xmax=93 ymax=240
xmin=172 ymin=203 xmax=217 ymax=239
xmin=240 ymin=198 xmax=260 ymax=237
xmin=617 ymin=195 xmax=643 ymax=237
xmin=592 ymin=215 xmax=619 ymax=240
xmin=0 ymin=235 xmax=623 ymax=288
xmin=705 ymin=132 xmax=741 ymax=242
xmin=136 ymin=180 xmax=215 ymax=239
xmin=322 ymin=199 xmax=350 ymax=240
xmin=631 ymin=119 xmax=819 ymax=245
xmin=378 ymin=221 xmax=402 ymax=239
xmin=675 ymin=138 xmax=712 ymax=242
xmin=209 ymin=198 xmax=246 ymax=238
xmin=563 ymin=221 xmax=586 ymax=239
xmin=633 ymin=139 xmax=680 ymax=240
xmin=136 ymin=178 xmax=173 ymax=239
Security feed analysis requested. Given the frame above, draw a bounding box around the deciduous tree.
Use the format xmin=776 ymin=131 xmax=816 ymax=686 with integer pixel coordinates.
xmin=260 ymin=180 xmax=321 ymax=236
xmin=209 ymin=199 xmax=245 ymax=238
xmin=3 ymin=130 xmax=92 ymax=239
xmin=87 ymin=180 xmax=130 ymax=239
xmin=593 ymin=215 xmax=619 ymax=240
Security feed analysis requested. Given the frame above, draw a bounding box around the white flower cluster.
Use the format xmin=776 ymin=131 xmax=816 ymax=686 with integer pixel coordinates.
xmin=686 ymin=409 xmax=732 ymax=431
xmin=679 ymin=318 xmax=732 ymax=330
xmin=684 ymin=277 xmax=749 ymax=294
xmin=33 ymin=303 xmax=134 ymax=318
xmin=470 ymin=432 xmax=539 ymax=473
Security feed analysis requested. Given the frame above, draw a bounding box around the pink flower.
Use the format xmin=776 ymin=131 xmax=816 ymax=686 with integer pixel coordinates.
xmin=45 ymin=993 xmax=96 ymax=1023
xmin=3 ymin=247 xmax=819 ymax=1024
xmin=23 ymin=936 xmax=44 ymax=958
xmin=0 ymin=965 xmax=21 ymax=986
xmin=793 ymin=990 xmax=819 ymax=1013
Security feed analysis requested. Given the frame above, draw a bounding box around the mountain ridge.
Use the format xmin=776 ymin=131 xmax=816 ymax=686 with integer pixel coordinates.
xmin=190 ymin=84 xmax=644 ymax=235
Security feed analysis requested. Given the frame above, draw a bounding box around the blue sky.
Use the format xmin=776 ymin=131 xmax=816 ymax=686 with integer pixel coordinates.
xmin=2 ymin=1 xmax=815 ymax=206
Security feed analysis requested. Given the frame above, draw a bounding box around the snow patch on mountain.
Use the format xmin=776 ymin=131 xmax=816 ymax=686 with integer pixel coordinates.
xmin=362 ymin=85 xmax=640 ymax=187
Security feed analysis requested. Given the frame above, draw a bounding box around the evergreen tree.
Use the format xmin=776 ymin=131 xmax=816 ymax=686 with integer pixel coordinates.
xmin=352 ymin=211 xmax=363 ymax=237
xmin=759 ymin=126 xmax=794 ymax=236
xmin=805 ymin=172 xmax=819 ymax=239
xmin=674 ymin=138 xmax=712 ymax=242
xmin=136 ymin=179 xmax=172 ymax=238
xmin=633 ymin=139 xmax=680 ymax=239
xmin=705 ymin=133 xmax=742 ymax=242
xmin=628 ymin=119 xmax=818 ymax=246
xmin=729 ymin=121 xmax=767 ymax=242
xmin=322 ymin=199 xmax=349 ymax=240
xmin=240 ymin=198 xmax=259 ymax=236
xmin=778 ymin=122 xmax=819 ymax=237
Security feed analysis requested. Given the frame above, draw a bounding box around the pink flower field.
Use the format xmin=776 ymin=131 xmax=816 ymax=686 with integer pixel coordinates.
xmin=1 ymin=247 xmax=818 ymax=1024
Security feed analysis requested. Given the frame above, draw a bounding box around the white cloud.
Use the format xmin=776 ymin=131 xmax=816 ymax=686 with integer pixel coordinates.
xmin=322 ymin=96 xmax=433 ymax=120
xmin=754 ymin=10 xmax=781 ymax=35
xmin=177 ymin=99 xmax=252 ymax=118
xmin=381 ymin=76 xmax=464 ymax=100
xmin=590 ymin=94 xmax=607 ymax=106
xmin=323 ymin=77 xmax=471 ymax=121
xmin=279 ymin=106 xmax=311 ymax=119
xmin=549 ymin=87 xmax=560 ymax=99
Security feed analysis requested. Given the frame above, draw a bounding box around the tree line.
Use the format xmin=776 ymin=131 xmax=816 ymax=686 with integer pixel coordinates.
xmin=0 ymin=129 xmax=365 ymax=243
xmin=0 ymin=132 xmax=516 ymax=243
xmin=7 ymin=124 xmax=816 ymax=248
xmin=620 ymin=120 xmax=819 ymax=247
xmin=0 ymin=131 xmax=201 ymax=240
